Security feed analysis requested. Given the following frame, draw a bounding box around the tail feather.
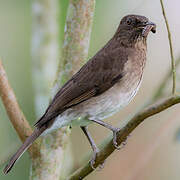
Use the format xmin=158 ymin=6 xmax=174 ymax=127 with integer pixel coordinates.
xmin=3 ymin=127 xmax=45 ymax=174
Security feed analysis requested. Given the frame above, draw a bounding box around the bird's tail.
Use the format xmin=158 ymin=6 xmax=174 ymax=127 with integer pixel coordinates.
xmin=3 ymin=127 xmax=45 ymax=174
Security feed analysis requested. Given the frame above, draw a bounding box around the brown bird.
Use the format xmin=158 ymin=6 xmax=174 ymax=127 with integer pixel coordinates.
xmin=4 ymin=14 xmax=156 ymax=174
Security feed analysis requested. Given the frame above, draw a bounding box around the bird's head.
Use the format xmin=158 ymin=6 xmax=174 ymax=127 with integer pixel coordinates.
xmin=115 ymin=15 xmax=156 ymax=46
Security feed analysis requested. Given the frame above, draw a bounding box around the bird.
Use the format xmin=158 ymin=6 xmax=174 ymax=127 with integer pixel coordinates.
xmin=4 ymin=14 xmax=156 ymax=174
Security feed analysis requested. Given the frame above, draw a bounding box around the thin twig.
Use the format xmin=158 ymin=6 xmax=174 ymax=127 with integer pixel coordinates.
xmin=160 ymin=0 xmax=176 ymax=94
xmin=68 ymin=95 xmax=180 ymax=179
xmin=0 ymin=60 xmax=39 ymax=158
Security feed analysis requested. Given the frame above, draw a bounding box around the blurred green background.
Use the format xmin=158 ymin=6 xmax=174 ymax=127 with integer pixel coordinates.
xmin=0 ymin=0 xmax=180 ymax=179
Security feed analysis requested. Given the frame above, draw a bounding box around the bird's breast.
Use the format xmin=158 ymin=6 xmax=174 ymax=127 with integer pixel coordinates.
xmin=73 ymin=74 xmax=142 ymax=122
xmin=73 ymin=50 xmax=146 ymax=121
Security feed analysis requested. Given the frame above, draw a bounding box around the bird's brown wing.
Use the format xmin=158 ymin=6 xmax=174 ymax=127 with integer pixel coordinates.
xmin=35 ymin=46 xmax=128 ymax=128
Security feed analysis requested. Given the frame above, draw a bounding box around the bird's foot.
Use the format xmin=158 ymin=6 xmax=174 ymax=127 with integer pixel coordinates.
xmin=113 ymin=129 xmax=130 ymax=150
xmin=112 ymin=128 xmax=121 ymax=149
xmin=90 ymin=148 xmax=105 ymax=170
xmin=90 ymin=148 xmax=99 ymax=169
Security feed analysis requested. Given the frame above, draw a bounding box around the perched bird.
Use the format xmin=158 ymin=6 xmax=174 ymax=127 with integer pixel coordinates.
xmin=4 ymin=14 xmax=156 ymax=174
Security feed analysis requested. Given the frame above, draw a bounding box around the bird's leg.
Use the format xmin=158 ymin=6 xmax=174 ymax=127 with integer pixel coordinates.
xmin=91 ymin=119 xmax=121 ymax=149
xmin=81 ymin=126 xmax=101 ymax=169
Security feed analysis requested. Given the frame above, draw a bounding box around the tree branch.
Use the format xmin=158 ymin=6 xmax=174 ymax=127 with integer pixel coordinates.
xmin=68 ymin=95 xmax=180 ymax=179
xmin=52 ymin=0 xmax=96 ymax=178
xmin=53 ymin=0 xmax=96 ymax=92
xmin=0 ymin=60 xmax=39 ymax=158
xmin=160 ymin=0 xmax=176 ymax=94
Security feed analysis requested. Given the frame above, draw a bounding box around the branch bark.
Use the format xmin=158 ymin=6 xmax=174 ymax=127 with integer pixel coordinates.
xmin=0 ymin=60 xmax=39 ymax=158
xmin=53 ymin=0 xmax=96 ymax=91
xmin=68 ymin=95 xmax=180 ymax=179
xmin=51 ymin=1 xmax=96 ymax=178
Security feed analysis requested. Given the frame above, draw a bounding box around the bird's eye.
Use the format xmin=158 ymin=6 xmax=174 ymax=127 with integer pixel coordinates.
xmin=126 ymin=18 xmax=132 ymax=25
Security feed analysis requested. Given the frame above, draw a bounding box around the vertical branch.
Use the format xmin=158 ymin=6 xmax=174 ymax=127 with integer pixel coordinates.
xmin=160 ymin=0 xmax=176 ymax=94
xmin=52 ymin=0 xmax=96 ymax=94
xmin=31 ymin=0 xmax=95 ymax=179
xmin=51 ymin=0 xmax=96 ymax=178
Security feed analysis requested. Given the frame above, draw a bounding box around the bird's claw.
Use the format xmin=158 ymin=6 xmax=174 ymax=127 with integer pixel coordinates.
xmin=90 ymin=156 xmax=96 ymax=169
xmin=90 ymin=148 xmax=105 ymax=170
xmin=97 ymin=160 xmax=106 ymax=171
xmin=112 ymin=128 xmax=121 ymax=149
xmin=90 ymin=149 xmax=99 ymax=170
xmin=113 ymin=128 xmax=130 ymax=150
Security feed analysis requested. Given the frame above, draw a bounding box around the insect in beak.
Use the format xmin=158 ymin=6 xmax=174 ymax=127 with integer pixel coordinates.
xmin=142 ymin=21 xmax=156 ymax=37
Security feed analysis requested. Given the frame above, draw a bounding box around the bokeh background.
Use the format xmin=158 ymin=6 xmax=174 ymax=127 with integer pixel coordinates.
xmin=0 ymin=0 xmax=180 ymax=179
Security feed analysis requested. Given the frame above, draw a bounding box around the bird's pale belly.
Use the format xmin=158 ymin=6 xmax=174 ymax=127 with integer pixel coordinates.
xmin=43 ymin=80 xmax=141 ymax=135
xmin=76 ymin=81 xmax=141 ymax=122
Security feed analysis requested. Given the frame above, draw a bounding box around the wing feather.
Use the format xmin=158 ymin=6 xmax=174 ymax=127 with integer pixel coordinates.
xmin=35 ymin=45 xmax=128 ymax=128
